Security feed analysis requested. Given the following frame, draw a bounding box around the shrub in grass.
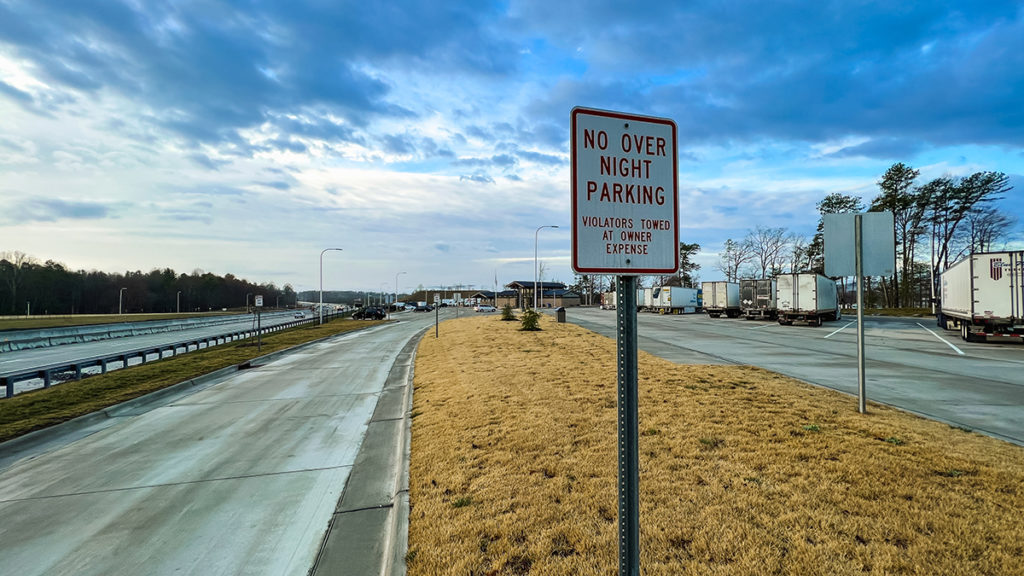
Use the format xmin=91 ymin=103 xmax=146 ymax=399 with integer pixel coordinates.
xmin=501 ymin=304 xmax=517 ymax=321
xmin=520 ymin=308 xmax=541 ymax=331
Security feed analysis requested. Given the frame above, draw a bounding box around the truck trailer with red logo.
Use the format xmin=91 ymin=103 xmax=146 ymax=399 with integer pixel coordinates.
xmin=939 ymin=251 xmax=1024 ymax=342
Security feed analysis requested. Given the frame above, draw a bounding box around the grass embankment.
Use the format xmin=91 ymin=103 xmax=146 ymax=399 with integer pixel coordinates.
xmin=0 ymin=319 xmax=384 ymax=443
xmin=408 ymin=315 xmax=1024 ymax=575
xmin=0 ymin=311 xmax=249 ymax=331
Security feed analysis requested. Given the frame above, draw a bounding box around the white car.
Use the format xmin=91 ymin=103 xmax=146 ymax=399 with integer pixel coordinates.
xmin=475 ymin=304 xmax=497 ymax=313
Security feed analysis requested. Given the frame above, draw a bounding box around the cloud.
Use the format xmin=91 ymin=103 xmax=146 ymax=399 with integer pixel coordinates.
xmin=459 ymin=173 xmax=495 ymax=184
xmin=9 ymin=197 xmax=113 ymax=222
xmin=520 ymin=2 xmax=1024 ymax=149
xmin=826 ymin=138 xmax=926 ymax=160
xmin=0 ymin=79 xmax=33 ymax=105
xmin=188 ymin=153 xmax=228 ymax=170
xmin=0 ymin=0 xmax=516 ymax=153
xmin=454 ymin=154 xmax=517 ymax=168
xmin=259 ymin=180 xmax=292 ymax=191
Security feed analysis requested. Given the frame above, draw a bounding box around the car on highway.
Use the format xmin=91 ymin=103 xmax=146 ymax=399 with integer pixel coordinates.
xmin=475 ymin=304 xmax=497 ymax=313
xmin=293 ymin=312 xmax=306 ymax=319
xmin=353 ymin=306 xmax=386 ymax=320
xmin=413 ymin=305 xmax=432 ymax=312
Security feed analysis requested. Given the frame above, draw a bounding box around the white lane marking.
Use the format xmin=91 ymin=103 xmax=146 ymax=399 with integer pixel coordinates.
xmin=917 ymin=323 xmax=966 ymax=355
xmin=824 ymin=322 xmax=854 ymax=339
xmin=746 ymin=323 xmax=777 ymax=330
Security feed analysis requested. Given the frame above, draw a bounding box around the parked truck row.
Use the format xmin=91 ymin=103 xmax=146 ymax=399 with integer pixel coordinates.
xmin=598 ymin=273 xmax=840 ymax=326
xmin=593 ymin=250 xmax=1021 ymax=343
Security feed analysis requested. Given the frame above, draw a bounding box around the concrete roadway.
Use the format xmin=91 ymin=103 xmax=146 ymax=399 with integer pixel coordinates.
xmin=0 ymin=312 xmax=321 ymax=395
xmin=565 ymin=308 xmax=1024 ymax=446
xmin=0 ymin=308 xmax=451 ymax=576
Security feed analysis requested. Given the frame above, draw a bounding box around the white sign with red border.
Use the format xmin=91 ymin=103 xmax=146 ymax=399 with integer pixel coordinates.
xmin=571 ymin=107 xmax=679 ymax=275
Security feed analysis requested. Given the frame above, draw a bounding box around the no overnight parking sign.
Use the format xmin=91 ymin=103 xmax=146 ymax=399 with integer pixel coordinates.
xmin=571 ymin=107 xmax=679 ymax=275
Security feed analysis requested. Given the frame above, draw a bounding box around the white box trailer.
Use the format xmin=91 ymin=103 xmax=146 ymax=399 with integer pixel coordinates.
xmin=703 ymin=281 xmax=741 ymax=318
xmin=776 ymin=273 xmax=840 ymax=326
xmin=636 ymin=288 xmax=654 ymax=311
xmin=939 ymin=251 xmax=1024 ymax=342
xmin=740 ymin=278 xmax=778 ymax=320
xmin=600 ymin=291 xmax=617 ymax=310
xmin=652 ymin=286 xmax=700 ymax=314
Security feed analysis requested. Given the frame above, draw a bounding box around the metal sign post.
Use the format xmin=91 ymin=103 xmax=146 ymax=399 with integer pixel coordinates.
xmin=615 ymin=276 xmax=639 ymax=575
xmin=571 ymin=107 xmax=678 ymax=576
xmin=855 ymin=216 xmax=866 ymax=413
xmin=255 ymin=295 xmax=263 ymax=352
xmin=824 ymin=211 xmax=895 ymax=414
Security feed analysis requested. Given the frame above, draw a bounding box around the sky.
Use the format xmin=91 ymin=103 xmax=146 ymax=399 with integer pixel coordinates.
xmin=2 ymin=1 xmax=1022 ymax=295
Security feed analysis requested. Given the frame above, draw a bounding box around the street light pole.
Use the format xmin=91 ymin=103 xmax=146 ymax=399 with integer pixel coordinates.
xmin=392 ymin=271 xmax=407 ymax=319
xmin=177 ymin=290 xmax=181 ymax=314
xmin=320 ymin=248 xmax=343 ymax=325
xmin=119 ymin=287 xmax=127 ymax=315
xmin=246 ymin=292 xmax=252 ymax=313
xmin=534 ymin=225 xmax=559 ymax=309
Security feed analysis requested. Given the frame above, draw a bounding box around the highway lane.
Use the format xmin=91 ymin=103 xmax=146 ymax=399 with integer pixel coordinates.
xmin=566 ymin=308 xmax=1024 ymax=445
xmin=0 ymin=311 xmax=327 ymax=395
xmin=0 ymin=308 xmax=452 ymax=576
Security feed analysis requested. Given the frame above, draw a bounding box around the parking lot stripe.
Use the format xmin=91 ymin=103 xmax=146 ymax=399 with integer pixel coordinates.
xmin=823 ymin=321 xmax=854 ymax=339
xmin=916 ymin=323 xmax=966 ymax=355
xmin=746 ymin=323 xmax=777 ymax=330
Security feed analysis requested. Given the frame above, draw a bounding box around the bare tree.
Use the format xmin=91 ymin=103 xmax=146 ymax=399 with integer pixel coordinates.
xmin=746 ymin=226 xmax=789 ymax=278
xmin=787 ymin=234 xmax=809 ymax=273
xmin=716 ymin=238 xmax=754 ymax=282
xmin=965 ymin=206 xmax=1017 ymax=253
xmin=0 ymin=251 xmax=37 ymax=315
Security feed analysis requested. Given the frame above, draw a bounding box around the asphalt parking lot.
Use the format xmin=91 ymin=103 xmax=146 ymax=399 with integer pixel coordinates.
xmin=566 ymin=308 xmax=1024 ymax=446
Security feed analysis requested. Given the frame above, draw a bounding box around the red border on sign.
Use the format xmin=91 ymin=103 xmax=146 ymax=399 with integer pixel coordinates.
xmin=571 ymin=107 xmax=679 ymax=275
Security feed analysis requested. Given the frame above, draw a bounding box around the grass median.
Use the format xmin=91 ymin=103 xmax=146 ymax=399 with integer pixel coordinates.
xmin=407 ymin=314 xmax=1024 ymax=575
xmin=0 ymin=318 xmax=385 ymax=443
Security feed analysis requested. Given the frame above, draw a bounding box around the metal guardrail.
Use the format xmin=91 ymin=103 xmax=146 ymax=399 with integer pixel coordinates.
xmin=0 ymin=312 xmax=298 ymax=353
xmin=1 ymin=312 xmax=349 ymax=398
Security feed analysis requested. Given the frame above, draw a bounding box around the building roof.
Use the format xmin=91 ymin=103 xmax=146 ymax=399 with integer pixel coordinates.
xmin=506 ymin=281 xmax=566 ymax=290
xmin=541 ymin=289 xmax=579 ymax=297
xmin=472 ymin=290 xmax=518 ymax=298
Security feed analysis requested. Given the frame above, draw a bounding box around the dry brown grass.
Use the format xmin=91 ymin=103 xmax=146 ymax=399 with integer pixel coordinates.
xmin=408 ymin=315 xmax=1024 ymax=576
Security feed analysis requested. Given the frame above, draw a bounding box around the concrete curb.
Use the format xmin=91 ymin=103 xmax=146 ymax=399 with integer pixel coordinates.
xmin=310 ymin=327 xmax=425 ymax=576
xmin=0 ymin=323 xmax=387 ymax=472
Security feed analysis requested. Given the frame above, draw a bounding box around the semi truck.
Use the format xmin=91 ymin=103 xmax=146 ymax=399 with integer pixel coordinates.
xmin=776 ymin=273 xmax=840 ymax=326
xmin=740 ymin=278 xmax=777 ymax=320
xmin=651 ymin=286 xmax=700 ymax=314
xmin=703 ymin=281 xmax=741 ymax=318
xmin=939 ymin=251 xmax=1024 ymax=342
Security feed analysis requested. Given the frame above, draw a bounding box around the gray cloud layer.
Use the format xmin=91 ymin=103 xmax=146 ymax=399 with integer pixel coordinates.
xmin=1 ymin=1 xmax=1021 ymax=172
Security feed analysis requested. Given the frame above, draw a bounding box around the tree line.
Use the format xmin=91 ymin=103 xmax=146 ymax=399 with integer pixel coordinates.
xmin=0 ymin=252 xmax=296 ymax=316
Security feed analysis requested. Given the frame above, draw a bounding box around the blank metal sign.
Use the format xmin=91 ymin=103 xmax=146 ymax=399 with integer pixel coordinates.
xmin=823 ymin=212 xmax=896 ymax=277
